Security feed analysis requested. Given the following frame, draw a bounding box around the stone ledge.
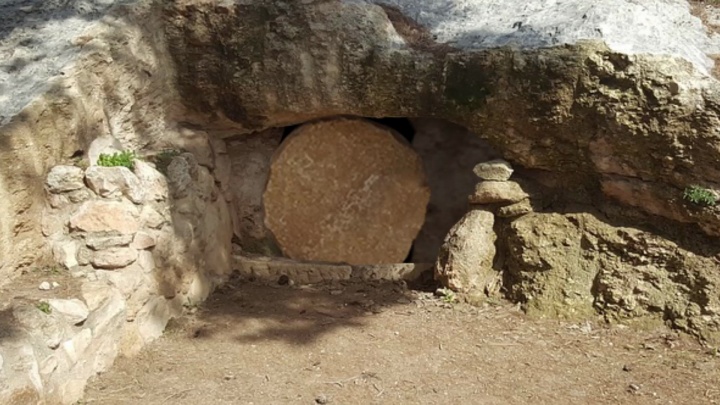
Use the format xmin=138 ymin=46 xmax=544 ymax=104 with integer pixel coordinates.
xmin=233 ymin=255 xmax=432 ymax=285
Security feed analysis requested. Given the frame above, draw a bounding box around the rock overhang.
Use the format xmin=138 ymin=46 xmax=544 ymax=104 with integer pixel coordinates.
xmin=368 ymin=0 xmax=720 ymax=76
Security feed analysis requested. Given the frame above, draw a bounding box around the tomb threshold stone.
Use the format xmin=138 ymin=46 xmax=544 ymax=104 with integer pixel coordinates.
xmin=263 ymin=118 xmax=430 ymax=264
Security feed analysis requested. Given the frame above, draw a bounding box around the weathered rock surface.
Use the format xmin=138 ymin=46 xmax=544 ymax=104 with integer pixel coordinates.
xmin=47 ymin=299 xmax=90 ymax=325
xmin=69 ymin=201 xmax=140 ymax=234
xmin=497 ymin=199 xmax=534 ymax=218
xmin=164 ymin=0 xmax=720 ymax=240
xmin=46 ymin=166 xmax=85 ymax=193
xmin=473 ymin=159 xmax=514 ymax=181
xmin=85 ymin=166 xmax=145 ymax=204
xmin=227 ymin=129 xmax=282 ymax=255
xmin=2 ymin=0 xmax=720 ymax=402
xmin=469 ymin=181 xmax=530 ymax=205
xmin=264 ymin=118 xmax=430 ymax=264
xmin=502 ymin=212 xmax=720 ymax=342
xmin=90 ymin=248 xmax=138 ymax=270
xmin=435 ymin=209 xmax=498 ymax=294
xmin=133 ymin=161 xmax=170 ymax=202
xmin=85 ymin=234 xmax=134 ymax=251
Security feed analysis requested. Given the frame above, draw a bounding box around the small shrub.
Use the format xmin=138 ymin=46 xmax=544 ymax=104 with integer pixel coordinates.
xmin=683 ymin=185 xmax=718 ymax=207
xmin=153 ymin=149 xmax=183 ymax=176
xmin=97 ymin=151 xmax=136 ymax=170
xmin=37 ymin=302 xmax=51 ymax=314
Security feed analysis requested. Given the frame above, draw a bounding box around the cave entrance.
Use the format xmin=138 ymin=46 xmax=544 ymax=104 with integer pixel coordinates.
xmin=227 ymin=116 xmax=498 ymax=282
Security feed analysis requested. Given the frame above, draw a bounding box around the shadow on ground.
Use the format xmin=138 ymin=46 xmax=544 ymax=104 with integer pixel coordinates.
xmin=168 ymin=275 xmax=421 ymax=346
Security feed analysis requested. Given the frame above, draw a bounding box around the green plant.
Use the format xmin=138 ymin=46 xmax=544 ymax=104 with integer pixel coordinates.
xmin=436 ymin=288 xmax=457 ymax=304
xmin=37 ymin=302 xmax=51 ymax=314
xmin=97 ymin=151 xmax=136 ymax=170
xmin=153 ymin=149 xmax=183 ymax=176
xmin=683 ymin=185 xmax=718 ymax=207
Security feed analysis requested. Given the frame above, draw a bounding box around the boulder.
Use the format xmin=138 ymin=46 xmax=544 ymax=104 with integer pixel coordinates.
xmin=435 ymin=209 xmax=498 ymax=294
xmin=263 ymin=118 xmax=430 ymax=264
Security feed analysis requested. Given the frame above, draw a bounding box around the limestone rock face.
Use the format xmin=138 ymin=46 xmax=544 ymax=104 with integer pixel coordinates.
xmin=502 ymin=212 xmax=720 ymax=342
xmin=163 ymin=0 xmax=720 ymax=240
xmin=434 ymin=209 xmax=498 ymax=294
xmin=263 ymin=118 xmax=430 ymax=264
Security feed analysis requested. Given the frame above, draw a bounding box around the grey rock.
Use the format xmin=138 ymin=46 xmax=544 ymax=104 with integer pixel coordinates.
xmin=473 ymin=159 xmax=514 ymax=181
xmin=131 ymin=231 xmax=156 ymax=250
xmin=90 ymin=248 xmax=138 ymax=270
xmin=85 ymin=233 xmax=134 ymax=250
xmin=69 ymin=200 xmax=140 ymax=234
xmin=167 ymin=153 xmax=199 ymax=199
xmin=52 ymin=241 xmax=78 ymax=269
xmin=469 ymin=181 xmax=530 ymax=205
xmin=85 ymin=166 xmax=145 ymax=204
xmin=48 ymin=299 xmax=89 ymax=325
xmin=435 ymin=209 xmax=498 ymax=294
xmin=497 ymin=198 xmax=534 ymax=218
xmin=88 ymin=135 xmax=123 ymax=166
xmin=133 ymin=160 xmax=169 ymax=202
xmin=46 ymin=165 xmax=85 ymax=193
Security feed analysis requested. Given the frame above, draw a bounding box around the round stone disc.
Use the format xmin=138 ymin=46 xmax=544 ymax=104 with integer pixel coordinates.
xmin=263 ymin=117 xmax=430 ymax=264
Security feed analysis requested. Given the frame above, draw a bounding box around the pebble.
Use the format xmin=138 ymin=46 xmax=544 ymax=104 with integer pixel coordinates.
xmin=38 ymin=281 xmax=51 ymax=290
xmin=315 ymin=394 xmax=329 ymax=404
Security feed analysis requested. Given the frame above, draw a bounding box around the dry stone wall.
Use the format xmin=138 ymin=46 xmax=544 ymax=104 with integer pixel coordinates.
xmin=1 ymin=136 xmax=233 ymax=404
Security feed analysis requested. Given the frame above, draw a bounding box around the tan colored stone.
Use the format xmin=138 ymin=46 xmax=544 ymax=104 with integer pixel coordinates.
xmin=497 ymin=198 xmax=534 ymax=218
xmin=46 ymin=165 xmax=85 ymax=193
xmin=263 ymin=118 xmax=430 ymax=264
xmin=140 ymin=205 xmax=166 ymax=229
xmin=435 ymin=209 xmax=498 ymax=294
xmin=85 ymin=233 xmax=133 ymax=250
xmin=131 ymin=231 xmax=156 ymax=250
xmin=469 ymin=181 xmax=529 ymax=204
xmin=133 ymin=160 xmax=169 ymax=202
xmin=69 ymin=201 xmax=139 ymax=234
xmin=48 ymin=299 xmax=89 ymax=325
xmin=90 ymin=248 xmax=138 ymax=269
xmin=85 ymin=166 xmax=145 ymax=204
xmin=473 ymin=159 xmax=514 ymax=181
xmin=53 ymin=241 xmax=78 ymax=269
xmin=234 ymin=255 xmax=353 ymax=284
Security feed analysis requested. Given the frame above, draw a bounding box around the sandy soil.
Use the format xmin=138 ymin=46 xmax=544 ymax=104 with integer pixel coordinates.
xmin=82 ymin=277 xmax=720 ymax=405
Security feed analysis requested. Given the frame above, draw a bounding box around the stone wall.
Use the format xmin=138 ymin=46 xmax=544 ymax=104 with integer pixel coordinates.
xmin=0 ymin=139 xmax=233 ymax=404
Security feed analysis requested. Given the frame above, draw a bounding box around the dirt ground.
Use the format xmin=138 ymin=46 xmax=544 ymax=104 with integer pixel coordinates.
xmin=82 ymin=277 xmax=720 ymax=405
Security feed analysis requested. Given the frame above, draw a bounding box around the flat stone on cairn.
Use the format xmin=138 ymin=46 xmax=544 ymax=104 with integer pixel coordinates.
xmin=263 ymin=117 xmax=430 ymax=264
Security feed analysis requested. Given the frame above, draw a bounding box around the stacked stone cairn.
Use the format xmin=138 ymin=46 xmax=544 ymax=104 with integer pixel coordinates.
xmin=434 ymin=159 xmax=532 ymax=301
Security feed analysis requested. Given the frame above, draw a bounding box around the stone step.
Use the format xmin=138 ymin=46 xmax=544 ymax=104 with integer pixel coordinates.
xmin=233 ymin=255 xmax=433 ymax=285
